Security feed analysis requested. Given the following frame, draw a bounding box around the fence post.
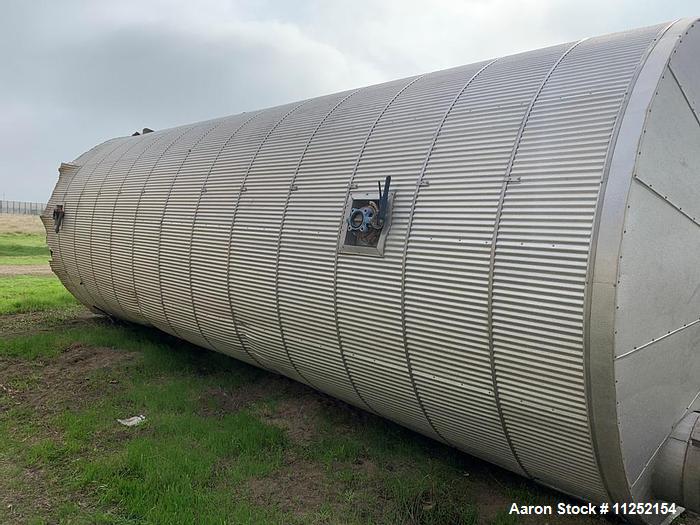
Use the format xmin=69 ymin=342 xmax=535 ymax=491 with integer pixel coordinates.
xmin=0 ymin=200 xmax=47 ymax=215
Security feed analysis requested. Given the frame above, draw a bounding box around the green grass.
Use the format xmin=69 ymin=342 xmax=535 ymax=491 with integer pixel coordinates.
xmin=1 ymin=319 xmax=503 ymax=524
xmin=0 ymin=223 xmax=626 ymax=523
xmin=0 ymin=275 xmax=77 ymax=315
xmin=0 ymin=232 xmax=49 ymax=265
xmin=1 ymin=322 xmax=286 ymax=524
xmin=78 ymin=413 xmax=285 ymax=524
xmin=0 ymin=277 xmax=615 ymax=525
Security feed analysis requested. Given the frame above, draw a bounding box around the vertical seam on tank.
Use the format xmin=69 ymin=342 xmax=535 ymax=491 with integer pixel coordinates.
xmin=74 ymin=138 xmax=135 ymax=307
xmin=107 ymin=131 xmax=175 ymax=320
xmin=86 ymin=136 xmax=147 ymax=314
xmin=50 ymin=141 xmax=104 ymax=284
xmin=66 ymin=139 xmax=129 ymax=307
xmin=225 ymin=101 xmax=311 ymax=371
xmin=273 ymin=89 xmax=362 ymax=389
xmin=331 ymin=74 xmax=426 ymax=415
xmin=131 ymin=125 xmax=199 ymax=321
xmin=485 ymin=39 xmax=585 ymax=480
xmin=583 ymin=20 xmax=678 ymax=504
xmin=47 ymin=165 xmax=83 ymax=290
xmin=187 ymin=111 xmax=262 ymax=352
xmin=155 ymin=119 xmax=229 ymax=339
xmin=61 ymin=139 xmax=122 ymax=295
xmin=398 ymin=59 xmax=499 ymax=446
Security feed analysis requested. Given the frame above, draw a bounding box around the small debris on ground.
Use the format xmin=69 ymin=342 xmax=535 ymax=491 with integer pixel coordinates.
xmin=117 ymin=415 xmax=146 ymax=427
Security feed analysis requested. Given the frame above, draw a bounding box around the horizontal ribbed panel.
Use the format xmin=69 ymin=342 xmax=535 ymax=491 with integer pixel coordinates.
xmin=278 ymin=77 xmax=414 ymax=407
xmin=110 ymin=125 xmax=193 ymax=323
xmin=492 ymin=25 xmax=664 ymax=501
xmin=58 ymin=138 xmax=127 ymax=308
xmin=132 ymin=120 xmax=223 ymax=335
xmin=43 ymin=22 xmax=668 ymax=505
xmin=189 ymin=106 xmax=297 ymax=366
xmin=335 ymin=64 xmax=497 ymax=439
xmin=403 ymin=43 xmax=571 ymax=473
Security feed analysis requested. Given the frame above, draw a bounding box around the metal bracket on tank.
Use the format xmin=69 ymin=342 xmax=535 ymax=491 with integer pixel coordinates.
xmin=338 ymin=176 xmax=394 ymax=257
xmin=58 ymin=162 xmax=80 ymax=175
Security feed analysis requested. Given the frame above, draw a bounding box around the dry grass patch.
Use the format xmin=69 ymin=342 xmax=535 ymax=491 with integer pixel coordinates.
xmin=0 ymin=214 xmax=45 ymax=234
xmin=0 ymin=263 xmax=52 ymax=276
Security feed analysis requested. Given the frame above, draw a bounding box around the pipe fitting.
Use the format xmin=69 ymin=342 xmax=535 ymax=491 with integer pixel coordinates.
xmin=653 ymin=412 xmax=700 ymax=515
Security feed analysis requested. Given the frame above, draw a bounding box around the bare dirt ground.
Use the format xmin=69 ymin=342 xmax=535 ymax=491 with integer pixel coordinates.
xmin=234 ymin=378 xmax=566 ymax=525
xmin=0 ymin=308 xmax=98 ymax=337
xmin=0 ymin=264 xmax=52 ymax=276
xmin=0 ymin=342 xmax=136 ymax=417
xmin=0 ymin=339 xmax=135 ymax=523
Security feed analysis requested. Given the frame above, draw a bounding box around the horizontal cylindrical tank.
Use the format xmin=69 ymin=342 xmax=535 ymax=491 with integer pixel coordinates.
xmin=43 ymin=18 xmax=700 ymax=522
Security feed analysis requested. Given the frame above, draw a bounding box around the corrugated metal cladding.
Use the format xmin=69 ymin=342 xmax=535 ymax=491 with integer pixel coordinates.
xmin=44 ymin=23 xmax=670 ymax=503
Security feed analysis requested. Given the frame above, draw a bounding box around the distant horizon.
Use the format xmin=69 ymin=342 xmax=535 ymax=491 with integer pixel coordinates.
xmin=1 ymin=196 xmax=47 ymax=204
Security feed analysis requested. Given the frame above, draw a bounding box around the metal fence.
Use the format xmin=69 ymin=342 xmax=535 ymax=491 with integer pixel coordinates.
xmin=0 ymin=200 xmax=46 ymax=215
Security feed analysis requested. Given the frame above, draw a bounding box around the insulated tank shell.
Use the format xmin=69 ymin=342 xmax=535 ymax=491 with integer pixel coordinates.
xmin=43 ymin=18 xmax=700 ymax=519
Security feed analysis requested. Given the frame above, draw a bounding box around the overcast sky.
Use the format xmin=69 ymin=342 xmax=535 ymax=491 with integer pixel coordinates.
xmin=1 ymin=0 xmax=697 ymax=202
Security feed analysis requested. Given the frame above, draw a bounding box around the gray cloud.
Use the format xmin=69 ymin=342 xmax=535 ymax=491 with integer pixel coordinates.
xmin=0 ymin=0 xmax=697 ymax=201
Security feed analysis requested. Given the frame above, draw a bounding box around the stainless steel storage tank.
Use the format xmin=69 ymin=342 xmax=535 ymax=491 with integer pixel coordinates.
xmin=43 ymin=18 xmax=700 ymax=522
